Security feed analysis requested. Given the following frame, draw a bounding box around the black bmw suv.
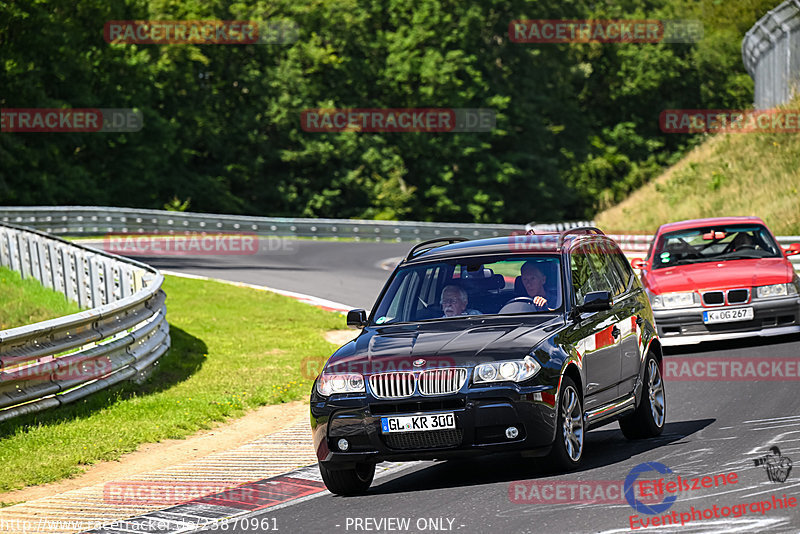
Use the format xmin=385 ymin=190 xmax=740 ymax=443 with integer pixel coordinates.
xmin=310 ymin=228 xmax=665 ymax=495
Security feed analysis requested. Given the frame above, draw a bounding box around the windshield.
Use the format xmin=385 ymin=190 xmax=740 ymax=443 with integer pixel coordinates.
xmin=371 ymin=256 xmax=563 ymax=324
xmin=652 ymin=224 xmax=781 ymax=269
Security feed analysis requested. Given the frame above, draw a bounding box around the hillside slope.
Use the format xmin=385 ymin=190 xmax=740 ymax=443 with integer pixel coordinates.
xmin=595 ymin=117 xmax=800 ymax=235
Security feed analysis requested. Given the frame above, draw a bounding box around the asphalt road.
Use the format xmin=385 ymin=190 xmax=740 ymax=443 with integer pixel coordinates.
xmin=113 ymin=238 xmax=409 ymax=309
xmin=110 ymin=239 xmax=800 ymax=534
xmin=207 ymin=335 xmax=800 ymax=534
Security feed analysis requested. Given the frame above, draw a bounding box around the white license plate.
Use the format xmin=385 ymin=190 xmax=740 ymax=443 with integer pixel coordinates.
xmin=381 ymin=413 xmax=456 ymax=433
xmin=702 ymin=307 xmax=754 ymax=324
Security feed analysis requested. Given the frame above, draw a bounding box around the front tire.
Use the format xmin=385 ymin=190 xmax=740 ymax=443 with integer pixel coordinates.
xmin=546 ymin=376 xmax=584 ymax=471
xmin=319 ymin=461 xmax=375 ymax=496
xmin=619 ymin=353 xmax=666 ymax=439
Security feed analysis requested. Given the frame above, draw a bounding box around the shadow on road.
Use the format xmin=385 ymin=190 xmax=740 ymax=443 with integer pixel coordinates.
xmin=365 ymin=418 xmax=714 ymax=496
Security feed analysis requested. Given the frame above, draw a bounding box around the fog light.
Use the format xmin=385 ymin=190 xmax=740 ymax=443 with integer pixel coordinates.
xmin=337 ymin=438 xmax=350 ymax=451
xmin=505 ymin=426 xmax=519 ymax=439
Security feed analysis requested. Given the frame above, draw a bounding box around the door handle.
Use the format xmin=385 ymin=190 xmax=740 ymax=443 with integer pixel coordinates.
xmin=611 ymin=325 xmax=621 ymax=339
xmin=636 ymin=315 xmax=644 ymax=326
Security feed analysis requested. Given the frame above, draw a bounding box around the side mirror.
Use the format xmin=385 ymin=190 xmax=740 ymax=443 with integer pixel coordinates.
xmin=784 ymin=243 xmax=800 ymax=257
xmin=630 ymin=258 xmax=646 ymax=270
xmin=346 ymin=309 xmax=368 ymax=329
xmin=577 ymin=291 xmax=612 ymax=313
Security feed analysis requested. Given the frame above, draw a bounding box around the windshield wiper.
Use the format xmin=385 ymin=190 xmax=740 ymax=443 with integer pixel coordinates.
xmin=668 ymin=257 xmax=714 ymax=266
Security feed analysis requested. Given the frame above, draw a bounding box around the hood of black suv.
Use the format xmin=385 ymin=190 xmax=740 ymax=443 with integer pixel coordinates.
xmin=325 ymin=315 xmax=563 ymax=374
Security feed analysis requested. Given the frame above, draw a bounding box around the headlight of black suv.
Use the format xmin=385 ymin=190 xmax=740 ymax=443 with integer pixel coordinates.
xmin=316 ymin=373 xmax=365 ymax=396
xmin=473 ymin=355 xmax=541 ymax=384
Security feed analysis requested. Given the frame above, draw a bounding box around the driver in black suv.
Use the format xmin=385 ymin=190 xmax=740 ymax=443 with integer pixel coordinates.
xmin=517 ymin=260 xmax=557 ymax=310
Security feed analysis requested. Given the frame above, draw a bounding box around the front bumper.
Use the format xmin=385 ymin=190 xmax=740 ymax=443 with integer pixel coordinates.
xmin=310 ymin=384 xmax=558 ymax=468
xmin=653 ymin=295 xmax=800 ymax=346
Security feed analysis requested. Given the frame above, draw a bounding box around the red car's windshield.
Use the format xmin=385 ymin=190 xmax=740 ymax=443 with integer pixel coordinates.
xmin=651 ymin=224 xmax=782 ymax=269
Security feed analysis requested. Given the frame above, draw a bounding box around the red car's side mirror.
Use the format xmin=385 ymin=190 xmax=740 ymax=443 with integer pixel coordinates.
xmin=630 ymin=258 xmax=646 ymax=270
xmin=784 ymin=243 xmax=800 ymax=257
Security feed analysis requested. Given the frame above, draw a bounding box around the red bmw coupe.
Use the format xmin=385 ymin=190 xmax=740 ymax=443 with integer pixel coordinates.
xmin=631 ymin=217 xmax=800 ymax=346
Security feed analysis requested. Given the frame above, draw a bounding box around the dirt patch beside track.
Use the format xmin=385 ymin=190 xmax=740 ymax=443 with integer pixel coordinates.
xmin=0 ymin=400 xmax=309 ymax=506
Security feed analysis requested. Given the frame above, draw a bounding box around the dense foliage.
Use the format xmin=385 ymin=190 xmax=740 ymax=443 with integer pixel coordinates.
xmin=0 ymin=0 xmax=778 ymax=222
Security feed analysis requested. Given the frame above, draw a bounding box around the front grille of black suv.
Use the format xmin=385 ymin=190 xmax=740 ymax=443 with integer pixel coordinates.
xmin=383 ymin=429 xmax=463 ymax=450
xmin=368 ymin=368 xmax=468 ymax=399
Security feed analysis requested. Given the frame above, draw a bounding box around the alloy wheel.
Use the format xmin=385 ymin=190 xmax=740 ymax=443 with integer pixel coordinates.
xmin=561 ymin=386 xmax=584 ymax=461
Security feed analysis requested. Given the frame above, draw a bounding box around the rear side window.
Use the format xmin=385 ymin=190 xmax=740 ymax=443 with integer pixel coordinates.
xmin=609 ymin=249 xmax=634 ymax=295
xmin=570 ymin=241 xmax=626 ymax=303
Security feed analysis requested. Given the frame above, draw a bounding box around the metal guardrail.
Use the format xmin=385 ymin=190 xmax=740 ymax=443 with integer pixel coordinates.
xmin=742 ymin=0 xmax=800 ymax=109
xmin=0 ymin=222 xmax=169 ymax=423
xmin=0 ymin=206 xmax=525 ymax=242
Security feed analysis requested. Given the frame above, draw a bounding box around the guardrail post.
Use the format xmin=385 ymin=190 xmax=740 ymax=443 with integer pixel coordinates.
xmin=61 ymin=247 xmax=75 ymax=303
xmin=47 ymin=242 xmax=58 ymax=291
xmin=15 ymin=232 xmax=25 ymax=278
xmin=0 ymin=229 xmax=8 ymax=268
xmin=34 ymin=238 xmax=47 ymax=288
xmin=104 ymin=261 xmax=115 ymax=304
xmin=89 ymin=258 xmax=102 ymax=308
xmin=74 ymin=251 xmax=88 ymax=309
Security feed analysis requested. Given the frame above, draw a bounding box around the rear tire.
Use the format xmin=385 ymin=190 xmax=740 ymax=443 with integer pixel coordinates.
xmin=319 ymin=461 xmax=375 ymax=496
xmin=546 ymin=376 xmax=584 ymax=471
xmin=620 ymin=353 xmax=666 ymax=439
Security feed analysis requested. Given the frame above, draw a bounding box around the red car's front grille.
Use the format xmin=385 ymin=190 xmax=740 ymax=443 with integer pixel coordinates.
xmin=727 ymin=288 xmax=750 ymax=304
xmin=702 ymin=291 xmax=724 ymax=306
xmin=701 ymin=288 xmax=750 ymax=306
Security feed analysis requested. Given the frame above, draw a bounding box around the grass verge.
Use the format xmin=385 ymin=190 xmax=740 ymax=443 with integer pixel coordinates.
xmin=0 ymin=274 xmax=343 ymax=495
xmin=0 ymin=267 xmax=82 ymax=329
xmin=596 ymin=106 xmax=800 ymax=235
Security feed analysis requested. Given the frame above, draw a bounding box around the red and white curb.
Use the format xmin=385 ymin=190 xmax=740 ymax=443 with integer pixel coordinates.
xmin=83 ymin=462 xmax=412 ymax=534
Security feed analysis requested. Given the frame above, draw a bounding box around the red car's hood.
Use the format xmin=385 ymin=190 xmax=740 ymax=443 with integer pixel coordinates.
xmin=646 ymin=258 xmax=793 ymax=294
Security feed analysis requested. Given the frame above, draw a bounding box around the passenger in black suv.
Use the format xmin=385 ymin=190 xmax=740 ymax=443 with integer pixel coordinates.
xmin=440 ymin=285 xmax=481 ymax=317
xmin=311 ymin=228 xmax=665 ymax=495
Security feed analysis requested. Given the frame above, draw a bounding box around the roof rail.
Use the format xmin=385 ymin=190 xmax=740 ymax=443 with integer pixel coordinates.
xmin=558 ymin=226 xmax=605 ymax=247
xmin=406 ymin=237 xmax=469 ymax=261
